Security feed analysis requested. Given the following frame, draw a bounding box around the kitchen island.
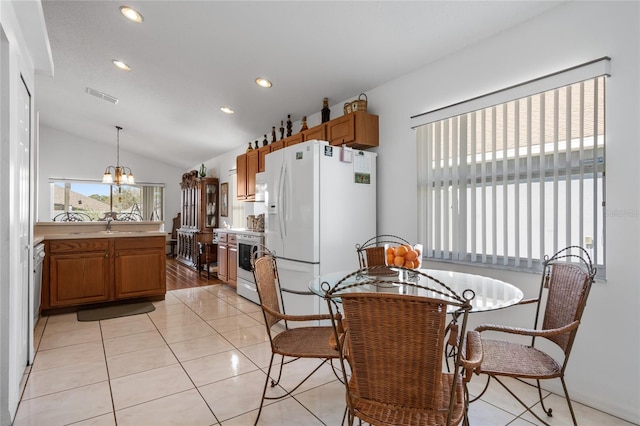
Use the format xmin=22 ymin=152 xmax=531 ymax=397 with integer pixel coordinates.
xmin=35 ymin=222 xmax=167 ymax=314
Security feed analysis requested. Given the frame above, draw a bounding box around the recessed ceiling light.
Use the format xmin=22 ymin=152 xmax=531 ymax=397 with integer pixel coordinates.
xmin=220 ymin=107 xmax=234 ymax=114
xmin=113 ymin=60 xmax=131 ymax=71
xmin=255 ymin=78 xmax=272 ymax=88
xmin=120 ymin=6 xmax=143 ymax=23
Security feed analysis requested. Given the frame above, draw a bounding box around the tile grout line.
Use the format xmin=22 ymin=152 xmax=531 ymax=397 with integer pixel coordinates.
xmin=98 ymin=318 xmax=119 ymax=426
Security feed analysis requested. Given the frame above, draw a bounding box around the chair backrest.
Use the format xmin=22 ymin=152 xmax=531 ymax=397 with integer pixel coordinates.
xmin=252 ymin=255 xmax=283 ymax=329
xmin=325 ymin=267 xmax=473 ymax=421
xmin=355 ymin=234 xmax=411 ymax=268
xmin=171 ymin=213 xmax=181 ymax=239
xmin=339 ymin=292 xmax=450 ymax=410
xmin=535 ymin=246 xmax=596 ymax=354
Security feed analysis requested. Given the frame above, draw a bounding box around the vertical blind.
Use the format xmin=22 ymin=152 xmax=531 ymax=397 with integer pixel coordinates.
xmin=415 ymin=68 xmax=607 ymax=274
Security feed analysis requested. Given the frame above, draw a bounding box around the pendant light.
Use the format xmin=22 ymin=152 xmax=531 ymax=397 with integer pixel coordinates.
xmin=102 ymin=126 xmax=135 ymax=185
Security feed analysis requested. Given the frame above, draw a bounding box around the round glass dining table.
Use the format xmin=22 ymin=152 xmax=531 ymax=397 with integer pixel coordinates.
xmin=308 ymin=268 xmax=524 ymax=313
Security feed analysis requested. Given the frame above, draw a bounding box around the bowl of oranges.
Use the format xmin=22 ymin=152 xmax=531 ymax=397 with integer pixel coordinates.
xmin=385 ymin=243 xmax=423 ymax=270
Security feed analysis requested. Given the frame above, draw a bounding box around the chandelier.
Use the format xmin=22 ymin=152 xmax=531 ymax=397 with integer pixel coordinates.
xmin=102 ymin=125 xmax=135 ymax=185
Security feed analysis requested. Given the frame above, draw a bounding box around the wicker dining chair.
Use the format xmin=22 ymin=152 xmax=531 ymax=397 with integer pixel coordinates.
xmin=251 ymin=251 xmax=341 ymax=425
xmin=472 ymin=246 xmax=596 ymax=426
xmin=355 ymin=234 xmax=411 ymax=269
xmin=324 ymin=267 xmax=483 ymax=426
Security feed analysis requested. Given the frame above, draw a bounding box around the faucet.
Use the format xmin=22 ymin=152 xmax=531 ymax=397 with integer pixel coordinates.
xmin=106 ymin=216 xmax=113 ymax=232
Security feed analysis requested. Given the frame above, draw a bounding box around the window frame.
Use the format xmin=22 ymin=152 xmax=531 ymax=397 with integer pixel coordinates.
xmin=412 ymin=59 xmax=609 ymax=278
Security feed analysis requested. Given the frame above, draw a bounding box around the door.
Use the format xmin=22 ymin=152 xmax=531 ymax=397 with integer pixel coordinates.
xmin=318 ymin=149 xmax=377 ymax=274
xmin=264 ymin=148 xmax=284 ymax=256
xmin=266 ymin=141 xmax=320 ymax=263
xmin=281 ymin=141 xmax=319 ymax=262
xmin=50 ymin=252 xmax=111 ymax=306
xmin=7 ymin=74 xmax=31 ymax=418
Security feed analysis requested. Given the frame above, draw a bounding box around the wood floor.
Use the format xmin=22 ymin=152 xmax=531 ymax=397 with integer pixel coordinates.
xmin=165 ymin=256 xmax=225 ymax=291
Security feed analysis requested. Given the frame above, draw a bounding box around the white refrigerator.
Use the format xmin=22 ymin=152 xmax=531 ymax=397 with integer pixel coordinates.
xmin=260 ymin=139 xmax=377 ymax=320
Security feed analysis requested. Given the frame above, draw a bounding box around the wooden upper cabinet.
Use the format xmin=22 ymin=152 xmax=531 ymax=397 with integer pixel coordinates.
xmin=270 ymin=140 xmax=284 ymax=152
xmin=236 ymin=153 xmax=247 ymax=200
xmin=328 ymin=111 xmax=379 ymax=149
xmin=302 ymin=123 xmax=326 ymax=141
xmin=284 ymin=133 xmax=303 ymax=147
xmin=246 ymin=149 xmax=259 ymax=199
xmin=258 ymin=145 xmax=271 ymax=173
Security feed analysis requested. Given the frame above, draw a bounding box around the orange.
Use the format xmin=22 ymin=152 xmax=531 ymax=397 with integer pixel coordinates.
xmin=394 ymin=245 xmax=408 ymax=257
xmin=386 ymin=247 xmax=395 ymax=256
xmin=393 ymin=256 xmax=405 ymax=267
xmin=386 ymin=253 xmax=395 ymax=265
xmin=404 ymin=259 xmax=414 ymax=268
xmin=405 ymin=249 xmax=418 ymax=261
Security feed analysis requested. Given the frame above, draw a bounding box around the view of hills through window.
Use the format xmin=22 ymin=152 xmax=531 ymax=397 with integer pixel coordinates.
xmin=50 ymin=181 xmax=164 ymax=222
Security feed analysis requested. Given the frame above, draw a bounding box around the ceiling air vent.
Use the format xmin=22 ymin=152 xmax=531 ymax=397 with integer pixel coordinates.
xmin=85 ymin=87 xmax=119 ymax=104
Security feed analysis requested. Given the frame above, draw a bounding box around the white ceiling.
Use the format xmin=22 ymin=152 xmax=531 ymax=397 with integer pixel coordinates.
xmin=35 ymin=1 xmax=564 ymax=170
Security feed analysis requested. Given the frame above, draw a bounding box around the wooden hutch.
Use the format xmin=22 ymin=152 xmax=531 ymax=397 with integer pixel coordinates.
xmin=177 ymin=170 xmax=219 ymax=268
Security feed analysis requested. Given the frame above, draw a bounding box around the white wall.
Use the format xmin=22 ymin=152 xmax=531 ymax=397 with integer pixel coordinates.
xmin=371 ymin=2 xmax=639 ymax=421
xmin=37 ymin=124 xmax=184 ymax=231
xmin=198 ymin=1 xmax=640 ymax=422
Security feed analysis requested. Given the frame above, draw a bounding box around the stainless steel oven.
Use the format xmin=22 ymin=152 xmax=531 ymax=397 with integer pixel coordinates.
xmin=236 ymin=232 xmax=264 ymax=304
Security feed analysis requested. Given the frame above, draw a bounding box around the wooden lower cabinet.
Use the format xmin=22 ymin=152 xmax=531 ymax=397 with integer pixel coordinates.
xmin=115 ymin=237 xmax=166 ymax=299
xmin=49 ymin=251 xmax=110 ymax=307
xmin=228 ymin=234 xmax=237 ymax=285
xmin=217 ymin=233 xmax=228 ymax=282
xmin=216 ymin=231 xmax=236 ymax=287
xmin=43 ymin=236 xmax=166 ymax=310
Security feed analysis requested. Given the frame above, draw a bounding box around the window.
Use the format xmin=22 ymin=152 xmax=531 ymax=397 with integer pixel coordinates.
xmin=49 ymin=180 xmax=165 ymax=222
xmin=414 ymin=61 xmax=608 ymax=276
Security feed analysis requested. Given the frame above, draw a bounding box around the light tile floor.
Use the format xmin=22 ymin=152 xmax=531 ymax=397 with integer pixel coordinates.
xmin=13 ymin=284 xmax=635 ymax=426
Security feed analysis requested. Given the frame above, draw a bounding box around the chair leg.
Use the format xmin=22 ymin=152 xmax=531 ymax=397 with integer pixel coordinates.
xmin=560 ymin=376 xmax=579 ymax=426
xmin=263 ymin=356 xmax=332 ymax=399
xmin=270 ymin=354 xmax=286 ymax=387
xmin=254 ymin=352 xmax=276 ymax=426
xmin=536 ymin=379 xmax=553 ymax=418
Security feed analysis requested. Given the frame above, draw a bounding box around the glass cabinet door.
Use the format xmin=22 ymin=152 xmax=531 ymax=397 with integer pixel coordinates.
xmin=205 ymin=182 xmax=218 ymax=228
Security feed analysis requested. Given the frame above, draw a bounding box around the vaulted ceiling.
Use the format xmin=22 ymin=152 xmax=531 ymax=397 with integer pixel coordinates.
xmin=35 ymin=1 xmax=564 ymax=169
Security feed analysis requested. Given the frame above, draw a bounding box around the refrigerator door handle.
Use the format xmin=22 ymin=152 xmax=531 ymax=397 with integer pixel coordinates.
xmin=278 ymin=161 xmax=286 ymax=241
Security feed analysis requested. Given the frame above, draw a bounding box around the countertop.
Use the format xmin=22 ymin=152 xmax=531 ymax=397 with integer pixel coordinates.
xmin=36 ymin=231 xmax=168 ymax=240
xmin=34 ymin=221 xmax=167 ymax=241
xmin=215 ymin=228 xmax=264 ymax=236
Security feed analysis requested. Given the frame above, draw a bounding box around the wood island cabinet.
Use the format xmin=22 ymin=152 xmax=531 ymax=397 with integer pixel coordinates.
xmin=43 ymin=236 xmax=166 ymax=310
xmin=114 ymin=237 xmax=166 ymax=299
xmin=177 ymin=171 xmax=219 ymax=268
xmin=48 ymin=239 xmax=110 ymax=307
